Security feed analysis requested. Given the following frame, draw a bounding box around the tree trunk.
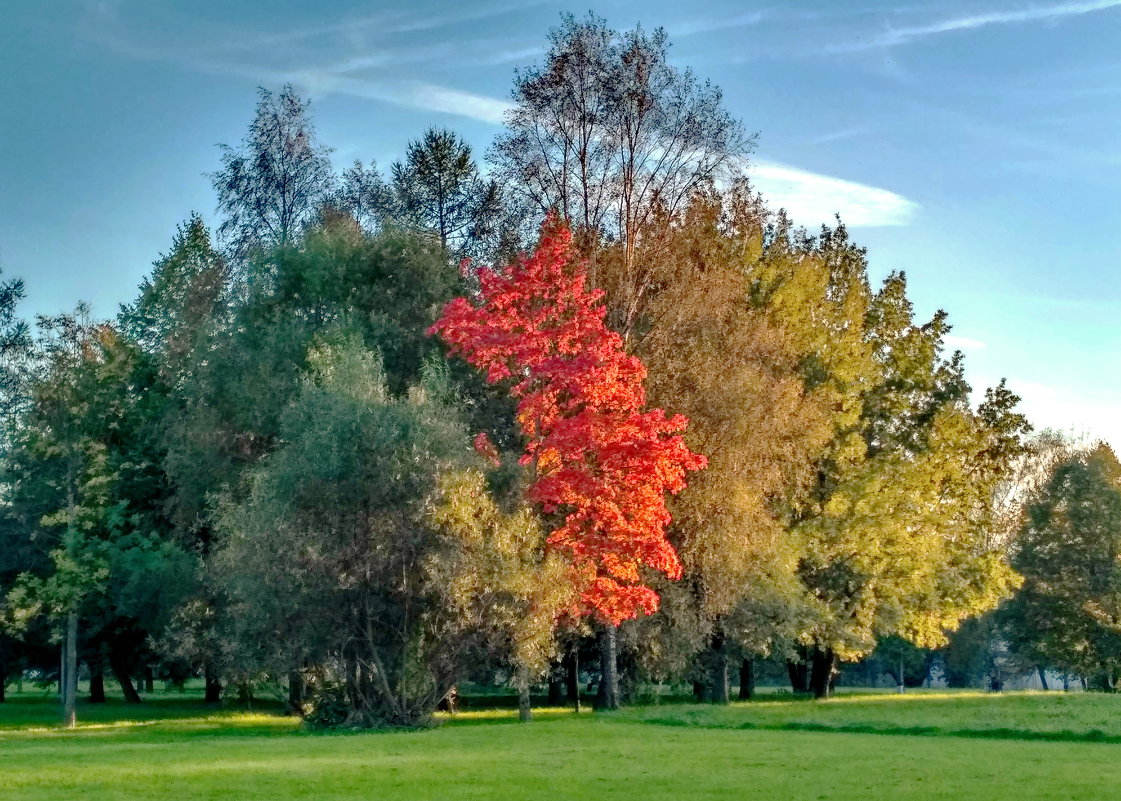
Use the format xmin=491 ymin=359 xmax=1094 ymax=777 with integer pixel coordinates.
xmin=595 ymin=624 xmax=619 ymax=710
xmin=787 ymin=659 xmax=809 ymax=693
xmin=1037 ymin=666 xmax=1049 ymax=691
xmin=109 ymin=649 xmax=142 ymax=704
xmin=517 ymin=664 xmax=532 ymax=722
xmin=710 ymin=634 xmax=729 ymax=704
xmin=547 ymin=671 xmax=563 ymax=706
xmin=88 ymin=654 xmax=106 ymax=704
xmin=564 ymin=646 xmax=581 ymax=711
xmin=144 ymin=666 xmax=154 ymax=694
xmin=738 ymin=658 xmax=755 ymax=701
xmin=204 ymin=662 xmax=222 ymax=703
xmin=0 ymin=643 xmax=7 ymax=703
xmin=693 ymin=680 xmax=708 ymax=702
xmin=618 ymin=647 xmax=638 ymax=705
xmin=236 ymin=682 xmax=254 ymax=708
xmin=287 ymin=670 xmax=305 ymax=715
xmin=809 ymin=648 xmax=837 ymax=699
xmin=1096 ymin=667 xmax=1117 ymax=692
xmin=63 ymin=610 xmax=78 ymax=726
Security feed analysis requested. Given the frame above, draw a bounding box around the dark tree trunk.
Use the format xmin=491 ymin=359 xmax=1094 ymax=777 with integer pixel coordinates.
xmin=63 ymin=610 xmax=78 ymax=725
xmin=693 ymin=680 xmax=708 ymax=702
xmin=236 ymin=682 xmax=254 ymax=707
xmin=88 ymin=656 xmax=106 ymax=704
xmin=109 ymin=650 xmax=142 ymax=704
xmin=143 ymin=666 xmax=154 ymax=694
xmin=287 ymin=670 xmax=305 ymax=715
xmin=710 ymin=633 xmax=729 ymax=704
xmin=595 ymin=625 xmax=619 ymax=710
xmin=1037 ymin=667 xmax=1049 ymax=691
xmin=1096 ymin=667 xmax=1117 ymax=692
xmin=517 ymin=665 xmax=532 ymax=722
xmin=564 ymin=646 xmax=581 ymax=711
xmin=809 ymin=649 xmax=837 ymax=699
xmin=787 ymin=659 xmax=809 ymax=693
xmin=0 ymin=646 xmax=6 ymax=703
xmin=618 ymin=648 xmax=638 ymax=705
xmin=204 ymin=662 xmax=222 ymax=703
xmin=547 ymin=671 xmax=563 ymax=706
xmin=738 ymin=658 xmax=755 ymax=701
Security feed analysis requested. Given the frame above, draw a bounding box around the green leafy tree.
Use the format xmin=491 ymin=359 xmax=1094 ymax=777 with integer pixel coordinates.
xmin=161 ymin=218 xmax=460 ymax=702
xmin=601 ymin=187 xmax=831 ymax=701
xmin=4 ymin=315 xmax=196 ymax=714
xmin=0 ymin=266 xmax=33 ymax=701
xmin=791 ymin=264 xmax=1028 ymax=696
xmin=210 ymin=339 xmax=568 ymax=726
xmin=1004 ymin=444 xmax=1121 ymax=690
xmin=0 ymin=267 xmax=31 ymax=433
xmin=119 ymin=213 xmax=228 ymax=381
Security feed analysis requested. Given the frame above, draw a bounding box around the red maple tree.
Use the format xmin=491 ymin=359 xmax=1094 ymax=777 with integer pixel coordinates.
xmin=429 ymin=216 xmax=706 ymax=625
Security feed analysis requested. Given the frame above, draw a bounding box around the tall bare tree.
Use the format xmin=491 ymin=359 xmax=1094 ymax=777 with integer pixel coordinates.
xmin=211 ymin=85 xmax=334 ymax=261
xmin=490 ymin=13 xmax=753 ymax=285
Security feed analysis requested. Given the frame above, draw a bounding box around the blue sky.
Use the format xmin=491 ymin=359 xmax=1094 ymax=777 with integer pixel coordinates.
xmin=1 ymin=0 xmax=1119 ymax=448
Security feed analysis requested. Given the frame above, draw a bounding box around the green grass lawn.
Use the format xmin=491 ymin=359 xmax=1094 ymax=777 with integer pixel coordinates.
xmin=3 ymin=688 xmax=1121 ymax=800
xmin=619 ymin=689 xmax=1121 ymax=742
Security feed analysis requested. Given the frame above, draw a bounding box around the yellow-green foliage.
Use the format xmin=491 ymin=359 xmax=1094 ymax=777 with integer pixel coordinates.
xmin=429 ymin=469 xmax=574 ymax=677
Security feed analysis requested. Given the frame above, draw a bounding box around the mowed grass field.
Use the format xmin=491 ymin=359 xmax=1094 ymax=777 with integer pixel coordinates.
xmin=3 ymin=687 xmax=1121 ymax=800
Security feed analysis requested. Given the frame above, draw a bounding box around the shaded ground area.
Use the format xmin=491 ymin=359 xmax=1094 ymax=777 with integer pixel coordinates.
xmin=2 ymin=689 xmax=1120 ymax=800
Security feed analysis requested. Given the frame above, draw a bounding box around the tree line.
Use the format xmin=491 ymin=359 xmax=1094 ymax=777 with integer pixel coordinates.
xmin=1 ymin=13 xmax=1119 ymax=727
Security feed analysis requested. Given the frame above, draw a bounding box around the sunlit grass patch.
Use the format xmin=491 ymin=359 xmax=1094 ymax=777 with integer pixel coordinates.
xmin=616 ymin=689 xmax=1121 ymax=743
xmin=3 ymin=692 xmax=1121 ymax=801
xmin=436 ymin=705 xmax=588 ymax=727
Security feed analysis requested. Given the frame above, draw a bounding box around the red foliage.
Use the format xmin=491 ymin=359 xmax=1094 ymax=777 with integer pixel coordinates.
xmin=429 ymin=216 xmax=706 ymax=624
xmin=472 ymin=431 xmax=502 ymax=467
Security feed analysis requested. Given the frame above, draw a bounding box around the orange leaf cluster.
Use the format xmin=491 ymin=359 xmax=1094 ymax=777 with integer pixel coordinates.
xmin=429 ymin=216 xmax=706 ymax=624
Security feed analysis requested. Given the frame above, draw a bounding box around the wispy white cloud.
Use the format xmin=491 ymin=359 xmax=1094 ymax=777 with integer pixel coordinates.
xmin=837 ymin=0 xmax=1121 ymax=51
xmin=748 ymin=160 xmax=918 ymax=228
xmin=212 ymin=1 xmax=547 ymax=53
xmin=401 ymin=84 xmax=513 ymax=125
xmin=87 ymin=29 xmax=515 ymax=125
xmin=807 ymin=126 xmax=870 ymax=145
xmin=480 ymin=45 xmax=546 ymax=65
xmin=944 ymin=334 xmax=987 ymax=351
xmin=283 ymin=72 xmax=515 ymax=124
xmin=668 ymin=10 xmax=768 ymax=38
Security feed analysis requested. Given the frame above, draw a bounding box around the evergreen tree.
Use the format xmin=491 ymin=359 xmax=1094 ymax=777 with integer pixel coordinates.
xmin=391 ymin=128 xmax=501 ymax=260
